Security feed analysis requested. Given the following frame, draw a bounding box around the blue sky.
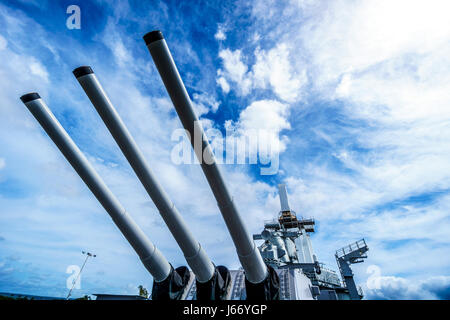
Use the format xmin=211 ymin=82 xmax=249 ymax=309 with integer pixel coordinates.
xmin=0 ymin=0 xmax=449 ymax=300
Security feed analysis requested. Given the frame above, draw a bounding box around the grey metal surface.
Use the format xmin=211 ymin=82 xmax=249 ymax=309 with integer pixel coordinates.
xmin=254 ymin=185 xmax=317 ymax=268
xmin=278 ymin=184 xmax=291 ymax=212
xmin=252 ymin=183 xmax=368 ymax=299
xmin=75 ymin=71 xmax=215 ymax=283
xmin=144 ymin=33 xmax=268 ymax=284
xmin=298 ymin=232 xmax=315 ymax=263
xmin=21 ymin=96 xmax=171 ymax=282
xmin=191 ymin=268 xmax=315 ymax=300
xmin=335 ymin=239 xmax=368 ymax=300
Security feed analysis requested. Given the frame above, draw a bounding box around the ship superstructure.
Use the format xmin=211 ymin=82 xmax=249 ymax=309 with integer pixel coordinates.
xmin=252 ymin=184 xmax=368 ymax=300
xmin=180 ymin=184 xmax=369 ymax=300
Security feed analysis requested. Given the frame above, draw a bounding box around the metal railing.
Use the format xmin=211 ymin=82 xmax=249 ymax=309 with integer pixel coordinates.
xmin=335 ymin=239 xmax=367 ymax=258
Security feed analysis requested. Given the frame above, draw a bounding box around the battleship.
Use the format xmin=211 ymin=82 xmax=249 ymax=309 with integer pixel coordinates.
xmin=19 ymin=30 xmax=368 ymax=300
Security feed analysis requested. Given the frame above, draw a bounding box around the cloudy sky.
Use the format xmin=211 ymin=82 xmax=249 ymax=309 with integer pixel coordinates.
xmin=0 ymin=0 xmax=449 ymax=300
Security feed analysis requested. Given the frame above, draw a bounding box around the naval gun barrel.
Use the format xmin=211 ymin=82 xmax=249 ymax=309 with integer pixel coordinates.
xmin=72 ymin=66 xmax=215 ymax=283
xmin=143 ymin=30 xmax=268 ymax=284
xmin=20 ymin=93 xmax=171 ymax=282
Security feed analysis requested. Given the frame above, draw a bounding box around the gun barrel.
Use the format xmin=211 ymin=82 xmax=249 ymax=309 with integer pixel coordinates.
xmin=20 ymin=93 xmax=171 ymax=282
xmin=73 ymin=67 xmax=215 ymax=283
xmin=143 ymin=31 xmax=268 ymax=284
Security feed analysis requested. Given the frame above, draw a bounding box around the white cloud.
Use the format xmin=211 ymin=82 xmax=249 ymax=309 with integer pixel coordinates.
xmin=217 ymin=49 xmax=252 ymax=95
xmin=100 ymin=19 xmax=133 ymax=67
xmin=226 ymin=99 xmax=291 ymax=159
xmin=252 ymin=44 xmax=307 ymax=102
xmin=246 ymin=0 xmax=450 ymax=123
xmin=252 ymin=33 xmax=260 ymax=43
xmin=217 ymin=44 xmax=307 ymax=102
xmin=301 ymin=0 xmax=450 ymax=84
xmin=0 ymin=34 xmax=7 ymax=50
xmin=237 ymin=99 xmax=290 ymax=136
xmin=365 ymin=276 xmax=450 ymax=300
xmin=216 ymin=76 xmax=230 ymax=94
xmin=28 ymin=60 xmax=49 ymax=82
xmin=0 ymin=158 xmax=5 ymax=170
xmin=214 ymin=25 xmax=226 ymax=41
xmin=192 ymin=92 xmax=220 ymax=116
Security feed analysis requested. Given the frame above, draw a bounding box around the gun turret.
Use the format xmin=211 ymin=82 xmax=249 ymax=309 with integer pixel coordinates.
xmin=20 ymin=93 xmax=188 ymax=300
xmin=143 ymin=30 xmax=279 ymax=300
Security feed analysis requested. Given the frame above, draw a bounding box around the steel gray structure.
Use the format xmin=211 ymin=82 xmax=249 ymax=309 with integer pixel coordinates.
xmin=143 ymin=30 xmax=268 ymax=284
xmin=20 ymin=93 xmax=171 ymax=282
xmin=336 ymin=239 xmax=369 ymax=300
xmin=73 ymin=66 xmax=215 ymax=283
xmin=252 ymin=184 xmax=368 ymax=300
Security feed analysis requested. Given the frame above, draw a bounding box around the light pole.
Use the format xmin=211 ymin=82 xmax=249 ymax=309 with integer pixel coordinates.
xmin=66 ymin=251 xmax=96 ymax=300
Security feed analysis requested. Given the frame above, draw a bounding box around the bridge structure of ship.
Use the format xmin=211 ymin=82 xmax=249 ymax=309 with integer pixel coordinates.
xmin=251 ymin=184 xmax=369 ymax=300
